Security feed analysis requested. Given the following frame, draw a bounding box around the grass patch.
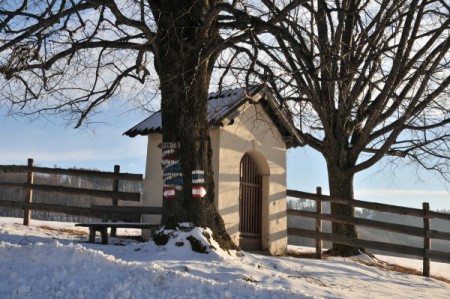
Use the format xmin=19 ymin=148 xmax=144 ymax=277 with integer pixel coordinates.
xmin=38 ymin=225 xmax=87 ymax=235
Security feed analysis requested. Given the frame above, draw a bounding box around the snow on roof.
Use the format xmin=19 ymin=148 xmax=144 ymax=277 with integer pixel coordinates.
xmin=124 ymin=86 xmax=259 ymax=137
xmin=124 ymin=85 xmax=303 ymax=147
xmin=207 ymin=86 xmax=259 ymax=123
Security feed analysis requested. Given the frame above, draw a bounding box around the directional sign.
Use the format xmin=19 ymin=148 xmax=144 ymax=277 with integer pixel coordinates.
xmin=192 ymin=186 xmax=207 ymax=198
xmin=160 ymin=142 xmax=181 ymax=149
xmin=192 ymin=170 xmax=205 ymax=184
xmin=163 ymin=187 xmax=176 ymax=198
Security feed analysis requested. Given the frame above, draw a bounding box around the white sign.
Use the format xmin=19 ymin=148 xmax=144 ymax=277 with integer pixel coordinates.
xmin=192 ymin=186 xmax=207 ymax=198
xmin=192 ymin=170 xmax=205 ymax=184
xmin=160 ymin=142 xmax=181 ymax=149
xmin=163 ymin=187 xmax=176 ymax=198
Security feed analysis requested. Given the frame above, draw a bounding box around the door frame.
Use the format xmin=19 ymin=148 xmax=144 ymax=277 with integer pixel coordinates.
xmin=239 ymin=152 xmax=267 ymax=250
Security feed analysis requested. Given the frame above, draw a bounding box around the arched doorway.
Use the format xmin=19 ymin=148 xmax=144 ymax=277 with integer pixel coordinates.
xmin=239 ymin=153 xmax=262 ymax=250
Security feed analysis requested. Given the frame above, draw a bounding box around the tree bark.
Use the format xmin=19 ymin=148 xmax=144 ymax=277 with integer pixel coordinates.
xmin=327 ymin=164 xmax=360 ymax=256
xmin=152 ymin=1 xmax=236 ymax=250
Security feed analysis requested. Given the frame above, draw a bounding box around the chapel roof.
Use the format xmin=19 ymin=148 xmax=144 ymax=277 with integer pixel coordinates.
xmin=123 ymin=85 xmax=304 ymax=148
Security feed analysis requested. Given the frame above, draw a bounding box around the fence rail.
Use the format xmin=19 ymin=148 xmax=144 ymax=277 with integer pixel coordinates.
xmin=0 ymin=158 xmax=145 ymax=225
xmin=287 ymin=187 xmax=450 ymax=277
xmin=0 ymin=164 xmax=143 ymax=181
xmin=0 ymin=199 xmax=97 ymax=217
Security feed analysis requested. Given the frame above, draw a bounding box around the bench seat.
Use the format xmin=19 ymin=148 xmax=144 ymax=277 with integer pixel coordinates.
xmin=75 ymin=222 xmax=158 ymax=244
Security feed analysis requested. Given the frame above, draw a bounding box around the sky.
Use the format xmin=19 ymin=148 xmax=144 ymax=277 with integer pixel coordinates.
xmin=0 ymin=103 xmax=449 ymax=211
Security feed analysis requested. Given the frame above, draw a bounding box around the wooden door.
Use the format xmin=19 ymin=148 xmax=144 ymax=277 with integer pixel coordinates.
xmin=239 ymin=153 xmax=262 ymax=251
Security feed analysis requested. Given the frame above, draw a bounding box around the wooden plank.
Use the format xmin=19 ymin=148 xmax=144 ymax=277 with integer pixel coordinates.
xmin=91 ymin=205 xmax=163 ymax=215
xmin=0 ymin=200 xmax=160 ymax=220
xmin=287 ymin=189 xmax=349 ymax=204
xmin=111 ymin=165 xmax=121 ymax=237
xmin=76 ymin=223 xmax=159 ymax=245
xmin=101 ymin=214 xmax=141 ymax=222
xmin=112 ymin=165 xmax=120 ymax=206
xmin=0 ymin=164 xmax=143 ymax=181
xmin=239 ymin=232 xmax=260 ymax=238
xmin=26 ymin=202 xmax=100 ymax=217
xmin=423 ymin=203 xmax=431 ymax=277
xmin=287 ymin=227 xmax=425 ymax=258
xmin=0 ymin=199 xmax=25 ymax=209
xmin=75 ymin=222 xmax=159 ymax=229
xmin=0 ymin=199 xmax=100 ymax=217
xmin=22 ymin=183 xmax=140 ymax=201
xmin=24 ymin=158 xmax=34 ymax=225
xmin=427 ymin=210 xmax=450 ymax=221
xmin=426 ymin=249 xmax=450 ymax=263
xmin=315 ymin=187 xmax=322 ymax=259
xmin=287 ymin=189 xmax=450 ymax=219
xmin=0 ymin=182 xmax=24 ymax=188
xmin=287 ymin=209 xmax=426 ymax=238
xmin=427 ymin=230 xmax=450 ymax=241
xmin=0 ymin=183 xmax=140 ymax=201
xmin=353 ymin=200 xmax=424 ymax=217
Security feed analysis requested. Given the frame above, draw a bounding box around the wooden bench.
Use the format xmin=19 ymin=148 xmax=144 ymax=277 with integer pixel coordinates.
xmin=90 ymin=205 xmax=162 ymax=237
xmin=75 ymin=222 xmax=159 ymax=244
xmin=91 ymin=205 xmax=163 ymax=221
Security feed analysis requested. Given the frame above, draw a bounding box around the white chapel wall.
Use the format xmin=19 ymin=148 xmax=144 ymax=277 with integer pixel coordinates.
xmin=217 ymin=102 xmax=288 ymax=255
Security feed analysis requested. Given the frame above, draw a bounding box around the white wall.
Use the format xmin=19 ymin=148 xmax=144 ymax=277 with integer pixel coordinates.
xmin=216 ymin=103 xmax=288 ymax=255
xmin=141 ymin=134 xmax=163 ymax=239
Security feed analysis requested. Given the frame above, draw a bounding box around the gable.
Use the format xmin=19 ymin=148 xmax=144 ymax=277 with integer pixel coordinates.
xmin=223 ymin=102 xmax=287 ymax=148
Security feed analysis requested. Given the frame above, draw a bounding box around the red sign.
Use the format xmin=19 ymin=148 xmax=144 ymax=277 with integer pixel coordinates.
xmin=163 ymin=187 xmax=176 ymax=198
xmin=192 ymin=186 xmax=207 ymax=198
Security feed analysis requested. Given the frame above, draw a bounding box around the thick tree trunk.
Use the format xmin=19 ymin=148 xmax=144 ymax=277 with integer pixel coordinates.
xmin=152 ymin=1 xmax=236 ymax=250
xmin=327 ymin=165 xmax=360 ymax=256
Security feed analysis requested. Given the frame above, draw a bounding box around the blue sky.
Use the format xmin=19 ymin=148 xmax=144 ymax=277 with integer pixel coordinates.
xmin=0 ymin=104 xmax=449 ymax=211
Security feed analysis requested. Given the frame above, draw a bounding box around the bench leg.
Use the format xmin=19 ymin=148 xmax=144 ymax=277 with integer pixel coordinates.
xmin=110 ymin=226 xmax=117 ymax=237
xmin=100 ymin=227 xmax=108 ymax=245
xmin=88 ymin=228 xmax=96 ymax=243
xmin=87 ymin=227 xmax=108 ymax=244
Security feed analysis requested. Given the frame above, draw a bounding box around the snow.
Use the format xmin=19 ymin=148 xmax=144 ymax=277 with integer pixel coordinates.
xmin=1 ymin=217 xmax=449 ymax=298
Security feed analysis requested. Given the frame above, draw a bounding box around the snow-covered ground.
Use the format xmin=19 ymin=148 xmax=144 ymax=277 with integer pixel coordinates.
xmin=0 ymin=217 xmax=449 ymax=299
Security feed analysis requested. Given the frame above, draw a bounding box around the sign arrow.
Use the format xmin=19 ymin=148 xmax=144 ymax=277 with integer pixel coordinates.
xmin=192 ymin=186 xmax=207 ymax=198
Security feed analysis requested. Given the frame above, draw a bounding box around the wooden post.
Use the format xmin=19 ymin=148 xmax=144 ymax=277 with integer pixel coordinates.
xmin=315 ymin=186 xmax=323 ymax=259
xmin=422 ymin=202 xmax=431 ymax=277
xmin=110 ymin=165 xmax=120 ymax=237
xmin=23 ymin=158 xmax=34 ymax=225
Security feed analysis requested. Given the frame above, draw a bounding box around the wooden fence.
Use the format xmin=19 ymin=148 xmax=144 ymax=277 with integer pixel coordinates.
xmin=0 ymin=158 xmax=153 ymax=225
xmin=287 ymin=187 xmax=450 ymax=277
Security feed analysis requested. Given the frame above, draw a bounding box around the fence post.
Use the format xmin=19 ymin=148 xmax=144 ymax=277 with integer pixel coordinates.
xmin=23 ymin=158 xmax=34 ymax=225
xmin=315 ymin=186 xmax=323 ymax=259
xmin=110 ymin=165 xmax=120 ymax=237
xmin=422 ymin=202 xmax=431 ymax=277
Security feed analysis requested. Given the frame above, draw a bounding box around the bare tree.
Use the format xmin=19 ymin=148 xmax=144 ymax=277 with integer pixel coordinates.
xmin=233 ymin=0 xmax=450 ymax=255
xmin=0 ymin=1 xmax=304 ymax=250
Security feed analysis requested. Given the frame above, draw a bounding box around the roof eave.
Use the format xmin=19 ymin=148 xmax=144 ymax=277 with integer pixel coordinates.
xmin=259 ymin=88 xmax=305 ymax=147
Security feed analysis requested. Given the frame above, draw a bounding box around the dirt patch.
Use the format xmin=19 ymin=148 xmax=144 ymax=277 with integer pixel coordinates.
xmin=287 ymin=249 xmax=328 ymax=259
xmin=38 ymin=225 xmax=87 ymax=235
xmin=356 ymin=258 xmax=450 ymax=284
xmin=288 ymin=249 xmax=450 ymax=284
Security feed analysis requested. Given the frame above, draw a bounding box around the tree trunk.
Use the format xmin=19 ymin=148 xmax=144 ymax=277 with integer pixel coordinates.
xmin=327 ymin=165 xmax=360 ymax=256
xmin=152 ymin=1 xmax=236 ymax=250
